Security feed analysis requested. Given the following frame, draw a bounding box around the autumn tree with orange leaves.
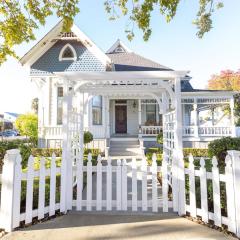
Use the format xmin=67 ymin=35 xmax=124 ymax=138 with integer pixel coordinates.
xmin=208 ymin=69 xmax=240 ymax=126
xmin=208 ymin=70 xmax=240 ymax=91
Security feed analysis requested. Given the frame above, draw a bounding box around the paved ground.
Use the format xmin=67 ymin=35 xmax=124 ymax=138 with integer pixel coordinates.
xmin=2 ymin=212 xmax=235 ymax=240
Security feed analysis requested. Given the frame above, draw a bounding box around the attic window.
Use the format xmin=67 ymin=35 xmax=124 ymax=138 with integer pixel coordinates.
xmin=114 ymin=46 xmax=125 ymax=53
xmin=59 ymin=43 xmax=77 ymax=61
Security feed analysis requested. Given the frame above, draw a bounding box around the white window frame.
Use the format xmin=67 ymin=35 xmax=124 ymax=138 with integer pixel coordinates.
xmin=59 ymin=43 xmax=77 ymax=61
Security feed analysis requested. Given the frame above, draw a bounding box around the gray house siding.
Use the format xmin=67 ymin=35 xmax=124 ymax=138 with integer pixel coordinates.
xmin=30 ymin=40 xmax=106 ymax=75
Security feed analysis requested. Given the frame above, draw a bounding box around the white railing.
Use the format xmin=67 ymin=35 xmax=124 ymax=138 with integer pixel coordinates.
xmin=183 ymin=126 xmax=233 ymax=137
xmin=140 ymin=126 xmax=163 ymax=136
xmin=184 ymin=151 xmax=240 ymax=237
xmin=182 ymin=126 xmax=195 ymax=136
xmin=39 ymin=126 xmax=63 ymax=139
xmin=198 ymin=126 xmax=232 ymax=136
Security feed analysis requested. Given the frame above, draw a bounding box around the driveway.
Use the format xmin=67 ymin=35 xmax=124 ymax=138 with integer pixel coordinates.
xmin=2 ymin=212 xmax=235 ymax=240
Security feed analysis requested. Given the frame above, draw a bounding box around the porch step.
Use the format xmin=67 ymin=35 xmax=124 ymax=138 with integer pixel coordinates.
xmin=109 ymin=139 xmax=141 ymax=157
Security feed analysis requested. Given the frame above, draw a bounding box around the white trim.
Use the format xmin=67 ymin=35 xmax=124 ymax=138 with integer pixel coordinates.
xmin=106 ymin=39 xmax=132 ymax=54
xmin=59 ymin=43 xmax=77 ymax=61
xmin=20 ymin=20 xmax=111 ymax=67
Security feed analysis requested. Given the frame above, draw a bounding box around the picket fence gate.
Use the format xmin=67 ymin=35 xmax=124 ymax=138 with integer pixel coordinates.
xmin=71 ymin=153 xmax=173 ymax=212
xmin=0 ymin=149 xmax=173 ymax=232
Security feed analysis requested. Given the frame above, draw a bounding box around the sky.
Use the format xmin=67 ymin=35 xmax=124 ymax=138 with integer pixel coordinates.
xmin=0 ymin=0 xmax=240 ymax=114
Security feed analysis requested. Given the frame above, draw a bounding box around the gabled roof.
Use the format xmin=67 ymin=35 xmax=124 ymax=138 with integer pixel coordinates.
xmin=106 ymin=39 xmax=172 ymax=71
xmin=20 ymin=20 xmax=111 ymax=67
xmin=107 ymin=52 xmax=172 ymax=71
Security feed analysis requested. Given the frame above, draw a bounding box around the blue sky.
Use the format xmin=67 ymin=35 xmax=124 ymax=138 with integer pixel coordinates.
xmin=0 ymin=0 xmax=240 ymax=113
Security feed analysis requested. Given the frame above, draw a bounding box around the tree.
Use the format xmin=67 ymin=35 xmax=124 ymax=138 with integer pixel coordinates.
xmin=208 ymin=70 xmax=240 ymax=91
xmin=207 ymin=69 xmax=240 ymax=126
xmin=15 ymin=113 xmax=38 ymax=145
xmin=0 ymin=0 xmax=224 ymax=64
xmin=31 ymin=98 xmax=39 ymax=114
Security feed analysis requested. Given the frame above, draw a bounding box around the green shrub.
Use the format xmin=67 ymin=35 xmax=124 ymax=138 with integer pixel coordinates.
xmin=208 ymin=137 xmax=240 ymax=161
xmin=183 ymin=148 xmax=209 ymax=157
xmin=84 ymin=131 xmax=93 ymax=145
xmin=156 ymin=133 xmax=163 ymax=144
xmin=31 ymin=148 xmax=62 ymax=157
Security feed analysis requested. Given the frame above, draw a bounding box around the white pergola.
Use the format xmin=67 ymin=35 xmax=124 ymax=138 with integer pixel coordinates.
xmin=55 ymin=70 xmax=189 ymax=215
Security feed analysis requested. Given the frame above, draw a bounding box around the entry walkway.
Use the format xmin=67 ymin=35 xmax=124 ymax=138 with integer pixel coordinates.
xmin=2 ymin=212 xmax=234 ymax=240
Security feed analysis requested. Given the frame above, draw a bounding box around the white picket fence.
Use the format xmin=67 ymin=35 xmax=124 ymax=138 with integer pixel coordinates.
xmin=71 ymin=154 xmax=172 ymax=212
xmin=184 ymin=151 xmax=240 ymax=237
xmin=0 ymin=149 xmax=172 ymax=232
xmin=1 ymin=148 xmax=240 ymax=238
xmin=0 ymin=149 xmax=62 ymax=232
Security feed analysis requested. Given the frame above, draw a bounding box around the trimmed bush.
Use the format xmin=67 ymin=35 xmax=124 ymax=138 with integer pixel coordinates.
xmin=183 ymin=148 xmax=209 ymax=157
xmin=208 ymin=137 xmax=240 ymax=161
xmin=84 ymin=131 xmax=93 ymax=145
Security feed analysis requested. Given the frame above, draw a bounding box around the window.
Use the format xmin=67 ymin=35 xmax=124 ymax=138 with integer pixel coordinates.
xmin=59 ymin=43 xmax=77 ymax=61
xmin=57 ymin=87 xmax=63 ymax=125
xmin=92 ymin=96 xmax=102 ymax=125
xmin=146 ymin=104 xmax=156 ymax=122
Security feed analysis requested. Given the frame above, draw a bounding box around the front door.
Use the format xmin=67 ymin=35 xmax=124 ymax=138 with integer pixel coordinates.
xmin=115 ymin=105 xmax=127 ymax=133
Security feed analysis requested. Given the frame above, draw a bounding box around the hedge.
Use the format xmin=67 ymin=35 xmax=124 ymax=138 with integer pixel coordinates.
xmin=183 ymin=148 xmax=209 ymax=157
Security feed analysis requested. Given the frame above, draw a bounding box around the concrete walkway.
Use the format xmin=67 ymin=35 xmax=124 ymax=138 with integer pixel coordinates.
xmin=2 ymin=212 xmax=235 ymax=240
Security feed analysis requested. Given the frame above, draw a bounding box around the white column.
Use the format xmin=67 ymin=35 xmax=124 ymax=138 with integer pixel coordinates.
xmin=61 ymin=79 xmax=72 ymax=211
xmin=193 ymin=98 xmax=199 ymax=138
xmin=138 ymin=99 xmax=142 ymax=136
xmin=173 ymin=77 xmax=185 ymax=216
xmin=106 ymin=97 xmax=110 ymax=138
xmin=230 ymin=97 xmax=236 ymax=137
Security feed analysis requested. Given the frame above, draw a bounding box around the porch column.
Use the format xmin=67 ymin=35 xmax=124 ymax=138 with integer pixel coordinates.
xmin=138 ymin=99 xmax=142 ymax=137
xmin=173 ymin=77 xmax=185 ymax=216
xmin=230 ymin=97 xmax=236 ymax=137
xmin=104 ymin=97 xmax=110 ymax=157
xmin=61 ymin=79 xmax=72 ymax=212
xmin=193 ymin=98 xmax=199 ymax=138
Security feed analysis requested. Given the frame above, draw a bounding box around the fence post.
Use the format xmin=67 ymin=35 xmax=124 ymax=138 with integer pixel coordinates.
xmin=227 ymin=150 xmax=240 ymax=237
xmin=0 ymin=149 xmax=22 ymax=232
xmin=189 ymin=154 xmax=196 ymax=218
xmin=225 ymin=154 xmax=237 ymax=234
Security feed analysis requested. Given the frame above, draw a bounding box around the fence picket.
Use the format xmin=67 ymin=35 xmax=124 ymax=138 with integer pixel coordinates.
xmin=212 ymin=156 xmax=221 ymax=227
xmin=107 ymin=157 xmax=112 ymax=211
xmin=96 ymin=155 xmax=102 ymax=211
xmin=141 ymin=156 xmax=148 ymax=211
xmin=132 ymin=157 xmax=137 ymax=211
xmin=38 ymin=157 xmax=46 ymax=220
xmin=225 ymin=155 xmax=237 ymax=233
xmin=121 ymin=158 xmax=127 ymax=211
xmin=152 ymin=153 xmax=158 ymax=212
xmin=162 ymin=155 xmax=168 ymax=212
xmin=86 ymin=153 xmax=92 ymax=211
xmin=199 ymin=157 xmax=208 ymax=222
xmin=189 ymin=154 xmax=196 ymax=218
xmin=76 ymin=148 xmax=83 ymax=211
xmin=25 ymin=155 xmax=34 ymax=224
xmin=116 ymin=159 xmax=122 ymax=211
xmin=49 ymin=153 xmax=56 ymax=216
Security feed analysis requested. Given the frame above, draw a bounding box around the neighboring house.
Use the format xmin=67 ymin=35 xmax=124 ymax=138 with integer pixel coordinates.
xmin=20 ymin=20 xmax=238 ymax=154
xmin=3 ymin=112 xmax=20 ymax=123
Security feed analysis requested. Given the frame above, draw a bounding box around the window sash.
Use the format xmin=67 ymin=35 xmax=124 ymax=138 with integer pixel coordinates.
xmin=92 ymin=96 xmax=102 ymax=125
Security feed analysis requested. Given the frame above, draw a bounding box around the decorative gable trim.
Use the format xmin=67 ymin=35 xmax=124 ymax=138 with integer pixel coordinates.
xmin=106 ymin=39 xmax=132 ymax=54
xmin=20 ymin=20 xmax=112 ymax=68
xmin=59 ymin=43 xmax=77 ymax=61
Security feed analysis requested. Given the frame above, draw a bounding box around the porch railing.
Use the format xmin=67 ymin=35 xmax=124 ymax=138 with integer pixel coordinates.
xmin=140 ymin=126 xmax=163 ymax=136
xmin=183 ymin=126 xmax=234 ymax=137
